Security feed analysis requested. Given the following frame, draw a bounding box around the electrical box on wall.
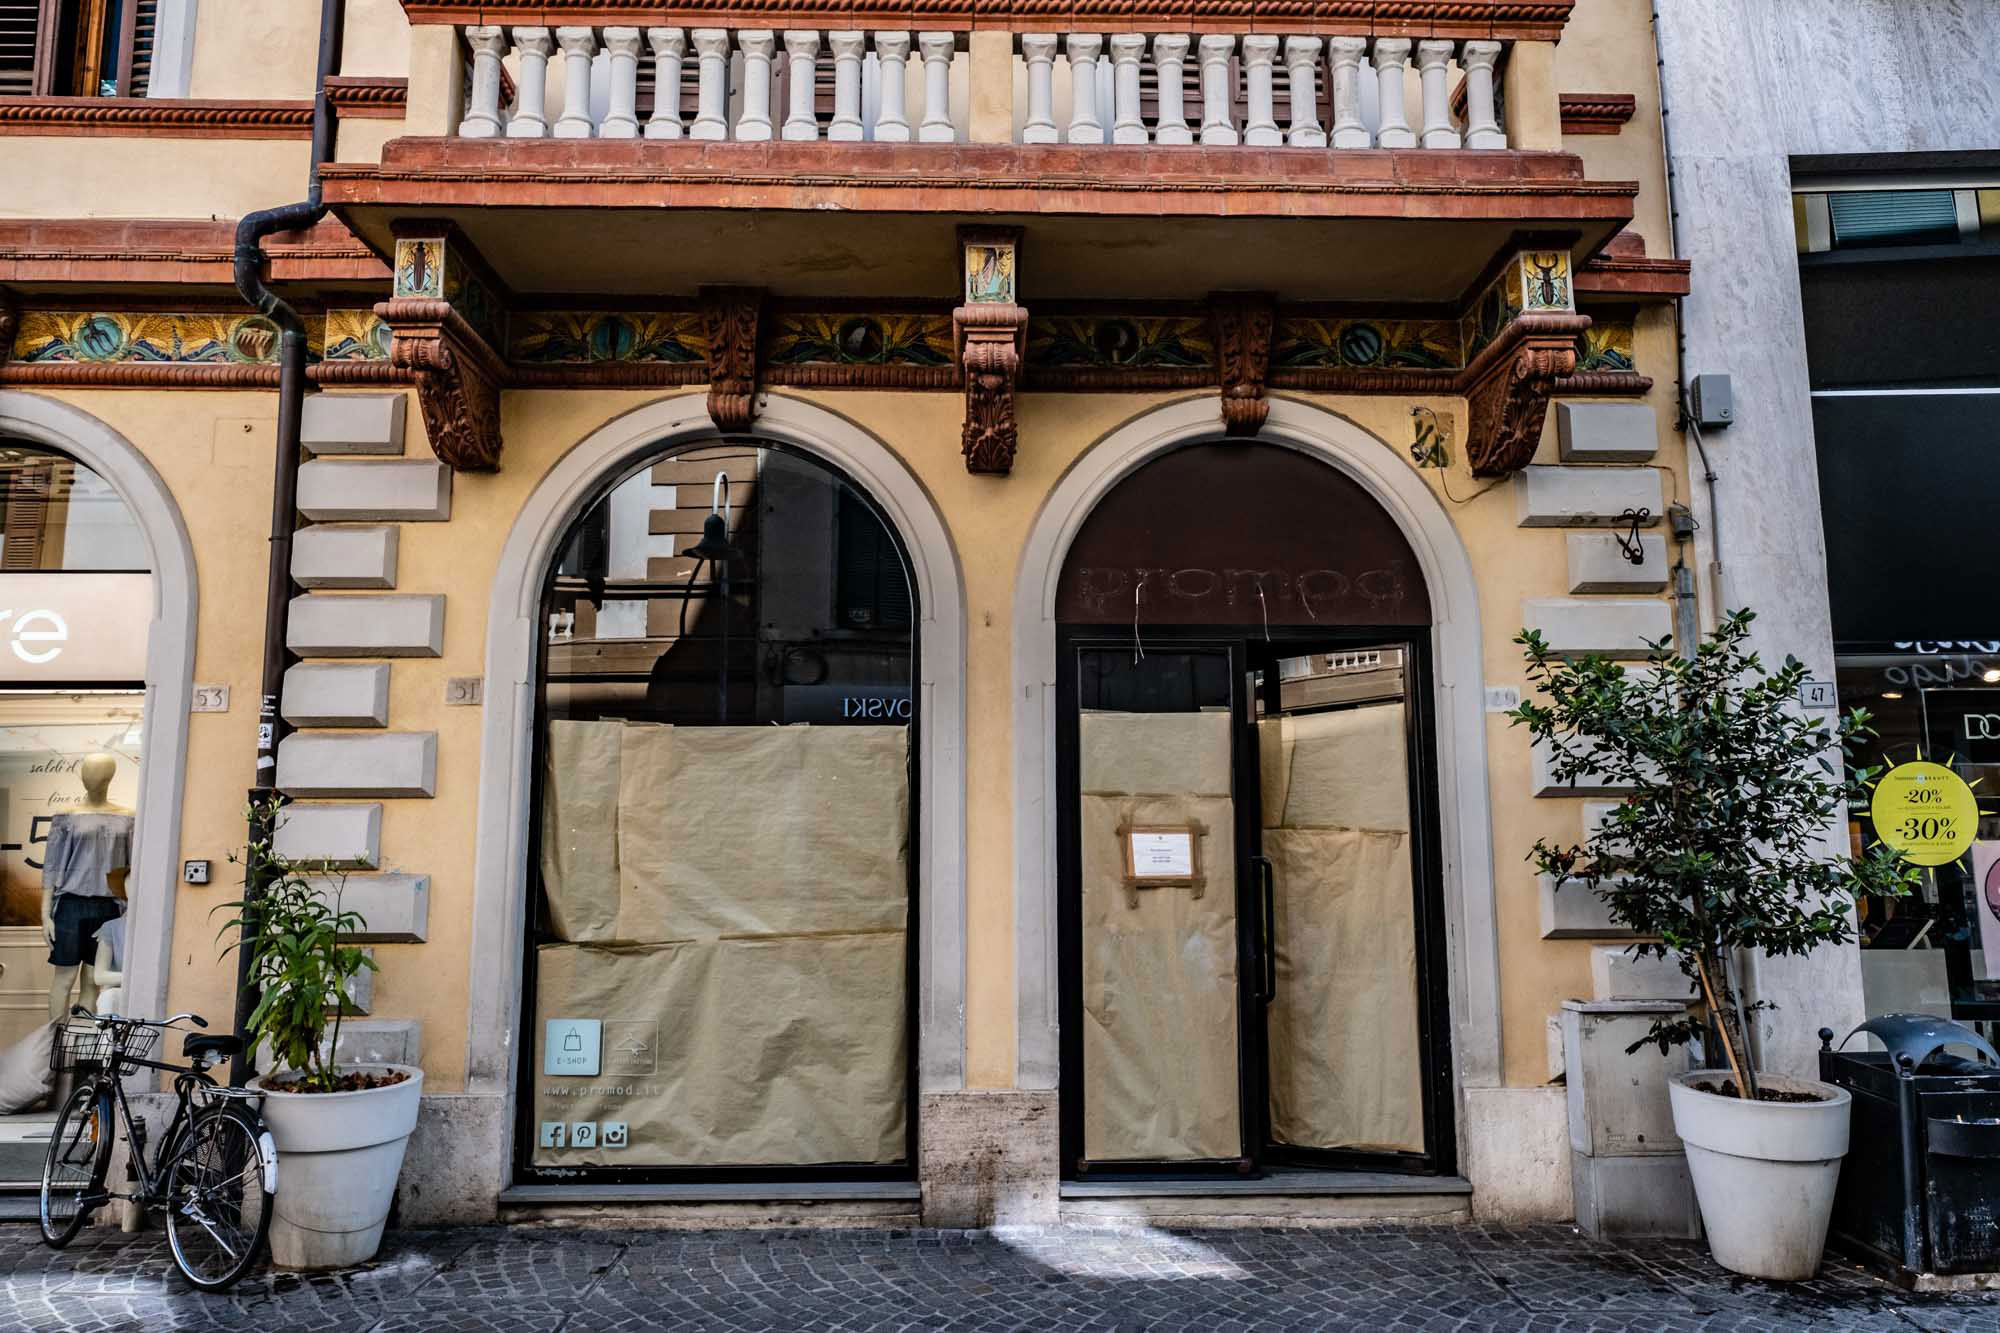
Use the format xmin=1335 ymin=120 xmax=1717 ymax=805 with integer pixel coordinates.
xmin=1690 ymin=373 xmax=1734 ymax=430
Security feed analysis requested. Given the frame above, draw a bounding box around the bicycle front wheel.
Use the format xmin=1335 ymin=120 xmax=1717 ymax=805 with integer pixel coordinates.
xmin=39 ymin=1082 xmax=110 ymax=1248
xmin=164 ymin=1107 xmax=273 ymax=1292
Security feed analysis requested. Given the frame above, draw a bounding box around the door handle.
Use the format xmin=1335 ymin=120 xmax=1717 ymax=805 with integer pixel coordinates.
xmin=1252 ymin=854 xmax=1276 ymax=1003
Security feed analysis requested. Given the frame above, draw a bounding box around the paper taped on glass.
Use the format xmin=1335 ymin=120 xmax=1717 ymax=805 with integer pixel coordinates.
xmin=1079 ymin=710 xmax=1241 ymax=1163
xmin=1260 ymin=703 xmax=1425 ymax=1154
xmin=535 ymin=720 xmax=910 ymax=1166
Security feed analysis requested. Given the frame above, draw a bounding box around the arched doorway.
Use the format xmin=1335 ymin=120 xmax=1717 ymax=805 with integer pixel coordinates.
xmin=519 ymin=434 xmax=920 ymax=1183
xmin=1052 ymin=439 xmax=1454 ymax=1179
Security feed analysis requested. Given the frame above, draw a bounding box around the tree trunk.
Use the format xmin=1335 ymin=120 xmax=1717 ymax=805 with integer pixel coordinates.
xmin=1695 ymin=947 xmax=1757 ymax=1099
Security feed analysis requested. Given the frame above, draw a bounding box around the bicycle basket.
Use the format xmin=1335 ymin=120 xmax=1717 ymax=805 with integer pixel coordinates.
xmin=50 ymin=1022 xmax=158 ymax=1074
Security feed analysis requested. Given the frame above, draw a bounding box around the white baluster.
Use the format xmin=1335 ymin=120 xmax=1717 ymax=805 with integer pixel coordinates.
xmin=1152 ymin=35 xmax=1191 ymax=145
xmin=689 ymin=29 xmax=730 ymax=139
xmin=507 ymin=27 xmax=554 ymax=137
xmin=1021 ymin=35 xmax=1058 ymax=143
xmin=1109 ymin=34 xmax=1147 ymax=144
xmin=1065 ymin=34 xmax=1103 ymax=143
xmin=460 ymin=27 xmax=507 ymax=137
xmin=782 ymin=31 xmax=820 ymax=140
xmin=553 ymin=27 xmax=597 ymax=137
xmin=737 ymin=30 xmax=777 ymax=140
xmin=645 ymin=29 xmax=686 ymax=138
xmin=1461 ymin=39 xmax=1505 ymax=148
xmin=874 ymin=32 xmax=911 ymax=141
xmin=1372 ymin=37 xmax=1414 ymax=147
xmin=1097 ymin=55 xmax=1113 ymax=136
xmin=1358 ymin=46 xmax=1380 ymax=136
xmin=1416 ymin=39 xmax=1460 ymax=148
xmin=1196 ymin=35 xmax=1235 ymax=146
xmin=863 ymin=49 xmax=881 ymax=139
xmin=1283 ymin=37 xmax=1324 ymax=147
xmin=1241 ymin=35 xmax=1279 ymax=145
xmin=1328 ymin=35 xmax=1368 ymax=148
xmin=828 ymin=32 xmax=865 ymax=140
xmin=917 ymin=32 xmax=955 ymax=142
xmin=601 ymin=28 xmax=643 ymax=137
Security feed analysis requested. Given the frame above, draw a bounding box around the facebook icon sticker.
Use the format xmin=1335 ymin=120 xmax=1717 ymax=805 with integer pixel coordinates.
xmin=544 ymin=1019 xmax=602 ymax=1076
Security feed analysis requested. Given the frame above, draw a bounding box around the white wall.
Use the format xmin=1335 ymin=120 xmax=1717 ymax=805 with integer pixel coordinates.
xmin=1656 ymin=0 xmax=2000 ymax=1077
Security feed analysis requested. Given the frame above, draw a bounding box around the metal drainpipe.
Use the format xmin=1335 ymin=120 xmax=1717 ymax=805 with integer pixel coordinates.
xmin=228 ymin=0 xmax=345 ymax=1086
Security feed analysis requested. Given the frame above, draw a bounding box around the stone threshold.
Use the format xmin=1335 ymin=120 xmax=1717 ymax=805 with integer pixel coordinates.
xmin=498 ymin=1180 xmax=921 ymax=1206
xmin=1060 ymin=1169 xmax=1472 ymax=1198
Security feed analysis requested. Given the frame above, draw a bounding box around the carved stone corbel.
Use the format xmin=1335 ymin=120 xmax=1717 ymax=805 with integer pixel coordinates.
xmin=954 ymin=303 xmax=1027 ymax=475
xmin=1461 ymin=313 xmax=1589 ymax=476
xmin=376 ymin=297 xmax=507 ymax=472
xmin=1208 ymin=292 xmax=1276 ymax=437
xmin=700 ymin=286 xmax=764 ymax=433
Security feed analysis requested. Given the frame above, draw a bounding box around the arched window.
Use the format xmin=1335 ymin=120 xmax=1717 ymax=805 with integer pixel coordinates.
xmin=524 ymin=442 xmax=917 ymax=1181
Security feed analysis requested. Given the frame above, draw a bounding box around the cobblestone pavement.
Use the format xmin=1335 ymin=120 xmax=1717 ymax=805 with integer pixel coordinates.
xmin=7 ymin=1220 xmax=2000 ymax=1332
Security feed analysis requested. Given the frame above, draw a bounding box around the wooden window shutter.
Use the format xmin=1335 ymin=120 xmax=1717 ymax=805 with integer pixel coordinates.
xmin=0 ymin=0 xmax=60 ymax=96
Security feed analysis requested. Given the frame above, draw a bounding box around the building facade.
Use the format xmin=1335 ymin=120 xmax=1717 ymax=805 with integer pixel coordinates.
xmin=0 ymin=0 xmax=1726 ymax=1225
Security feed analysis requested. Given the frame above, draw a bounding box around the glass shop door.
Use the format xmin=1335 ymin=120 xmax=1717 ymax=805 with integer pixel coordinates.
xmin=1058 ymin=639 xmax=1262 ymax=1175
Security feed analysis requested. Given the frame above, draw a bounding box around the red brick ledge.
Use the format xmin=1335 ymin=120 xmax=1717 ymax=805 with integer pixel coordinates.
xmin=0 ymin=218 xmax=390 ymax=286
xmin=325 ymin=77 xmax=410 ymax=120
xmin=0 ymin=97 xmax=314 ymax=139
xmin=398 ymin=0 xmax=1573 ymax=41
xmin=1560 ymin=93 xmax=1637 ymax=135
xmin=324 ymin=139 xmax=1636 ymax=221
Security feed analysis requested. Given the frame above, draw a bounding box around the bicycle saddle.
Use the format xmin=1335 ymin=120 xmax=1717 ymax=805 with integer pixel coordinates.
xmin=183 ymin=1033 xmax=243 ymax=1060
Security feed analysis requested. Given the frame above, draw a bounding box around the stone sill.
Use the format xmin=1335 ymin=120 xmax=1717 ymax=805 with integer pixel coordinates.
xmin=498 ymin=1180 xmax=921 ymax=1206
xmin=1060 ymin=1169 xmax=1473 ymax=1198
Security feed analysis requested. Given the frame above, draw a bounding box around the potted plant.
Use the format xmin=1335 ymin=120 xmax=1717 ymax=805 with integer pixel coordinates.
xmin=1510 ymin=610 xmax=1915 ymax=1280
xmin=218 ymin=800 xmax=421 ymax=1270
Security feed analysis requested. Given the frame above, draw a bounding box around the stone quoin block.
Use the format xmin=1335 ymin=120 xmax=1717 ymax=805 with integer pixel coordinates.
xmin=282 ymin=663 xmax=391 ymax=727
xmin=1557 ymin=401 xmax=1660 ymax=463
xmin=1590 ymin=945 xmax=1695 ymax=1002
xmin=305 ymin=874 xmax=430 ymax=943
xmin=1567 ymin=533 xmax=1669 ymax=594
xmin=339 ymin=949 xmax=376 ymax=1015
xmin=287 ymin=594 xmax=444 ymax=657
xmin=1515 ymin=466 xmax=1664 ymax=527
xmin=277 ymin=732 xmax=438 ymax=799
xmin=296 ymin=459 xmax=451 ymax=522
xmin=300 ymin=393 xmax=407 ymax=456
xmin=258 ymin=1019 xmax=420 ymax=1072
xmin=1539 ymin=874 xmax=1641 ymax=939
xmin=1522 ymin=597 xmax=1674 ymax=658
xmin=291 ymin=524 xmax=400 ymax=589
xmin=1532 ymin=737 xmax=1639 ymax=797
xmin=271 ymin=803 xmax=382 ymax=870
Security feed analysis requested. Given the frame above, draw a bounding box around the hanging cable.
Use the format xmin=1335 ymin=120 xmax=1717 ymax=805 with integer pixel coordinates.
xmin=1131 ymin=573 xmax=1149 ymax=664
xmin=1255 ymin=581 xmax=1272 ymax=642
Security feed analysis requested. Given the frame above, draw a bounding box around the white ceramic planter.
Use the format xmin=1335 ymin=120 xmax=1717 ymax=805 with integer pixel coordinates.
xmin=1668 ymin=1070 xmax=1851 ymax=1281
xmin=249 ymin=1064 xmax=423 ymax=1270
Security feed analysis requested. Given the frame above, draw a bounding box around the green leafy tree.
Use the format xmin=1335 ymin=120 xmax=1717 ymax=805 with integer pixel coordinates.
xmin=216 ymin=798 xmax=376 ymax=1093
xmin=1507 ymin=609 xmax=1916 ymax=1097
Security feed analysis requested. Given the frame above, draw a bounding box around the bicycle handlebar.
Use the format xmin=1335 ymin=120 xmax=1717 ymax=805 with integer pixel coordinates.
xmin=67 ymin=1007 xmax=209 ymax=1030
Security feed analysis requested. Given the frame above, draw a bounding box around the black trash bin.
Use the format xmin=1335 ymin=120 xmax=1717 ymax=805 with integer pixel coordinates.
xmin=1819 ymin=1014 xmax=2000 ymax=1280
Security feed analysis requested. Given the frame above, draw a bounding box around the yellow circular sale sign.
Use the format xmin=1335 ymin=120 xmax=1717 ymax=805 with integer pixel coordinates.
xmin=1870 ymin=761 xmax=1978 ymax=867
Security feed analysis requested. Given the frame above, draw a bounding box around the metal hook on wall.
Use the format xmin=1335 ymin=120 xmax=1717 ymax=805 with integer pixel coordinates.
xmin=1615 ymin=507 xmax=1652 ymax=566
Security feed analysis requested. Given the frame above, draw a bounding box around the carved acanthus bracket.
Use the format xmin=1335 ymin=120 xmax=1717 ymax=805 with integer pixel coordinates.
xmin=954 ymin=303 xmax=1028 ymax=475
xmin=1462 ymin=313 xmax=1590 ymax=476
xmin=1208 ymin=292 xmax=1276 ymax=437
xmin=700 ymin=286 xmax=764 ymax=433
xmin=377 ymin=297 xmax=507 ymax=472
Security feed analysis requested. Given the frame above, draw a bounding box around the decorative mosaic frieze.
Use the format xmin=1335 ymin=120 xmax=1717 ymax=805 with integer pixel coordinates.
xmin=14 ymin=311 xmax=283 ymax=364
xmin=767 ymin=313 xmax=952 ymax=368
xmin=321 ymin=309 xmax=393 ymax=362
xmin=1271 ymin=318 xmax=1461 ymax=372
xmin=510 ymin=311 xmax=706 ymax=365
xmin=1026 ymin=316 xmax=1212 ymax=370
xmin=1575 ymin=317 xmax=1636 ymax=374
xmin=1464 ymin=248 xmax=1575 ymax=361
xmin=392 ymin=231 xmax=507 ymax=352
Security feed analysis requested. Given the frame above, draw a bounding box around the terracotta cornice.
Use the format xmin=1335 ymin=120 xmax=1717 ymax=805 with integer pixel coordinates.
xmin=1575 ymin=253 xmax=1691 ymax=299
xmin=0 ymin=218 xmax=390 ymax=286
xmin=399 ymin=1 xmax=1571 ymax=40
xmin=1554 ymin=370 xmax=1652 ymax=395
xmin=324 ymin=141 xmax=1636 ymax=223
xmin=0 ymin=97 xmax=314 ymax=139
xmin=1559 ymin=93 xmax=1637 ymax=136
xmin=0 ymin=361 xmax=409 ymax=387
xmin=324 ymin=77 xmax=409 ymax=120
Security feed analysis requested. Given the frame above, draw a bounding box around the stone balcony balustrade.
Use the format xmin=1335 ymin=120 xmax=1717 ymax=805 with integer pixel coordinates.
xmin=449 ymin=23 xmax=1522 ymax=151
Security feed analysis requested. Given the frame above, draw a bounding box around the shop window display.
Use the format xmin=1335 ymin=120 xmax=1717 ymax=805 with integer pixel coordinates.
xmin=526 ymin=445 xmax=915 ymax=1178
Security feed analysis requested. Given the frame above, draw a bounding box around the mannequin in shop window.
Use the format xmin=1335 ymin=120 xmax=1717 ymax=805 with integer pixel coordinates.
xmin=41 ymin=753 xmax=132 ymax=1021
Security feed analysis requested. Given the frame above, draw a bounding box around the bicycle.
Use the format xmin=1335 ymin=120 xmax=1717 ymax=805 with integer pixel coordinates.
xmin=39 ymin=1007 xmax=278 ymax=1292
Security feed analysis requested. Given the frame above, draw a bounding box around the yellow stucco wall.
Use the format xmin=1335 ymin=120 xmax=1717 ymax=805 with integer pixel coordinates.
xmin=28 ymin=350 xmax=1690 ymax=1098
xmin=1559 ymin=0 xmax=1677 ymax=259
xmin=0 ymin=139 xmax=311 ymax=220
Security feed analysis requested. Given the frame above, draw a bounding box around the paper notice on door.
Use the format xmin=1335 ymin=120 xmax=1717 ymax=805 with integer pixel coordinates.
xmin=1972 ymin=843 xmax=2000 ymax=963
xmin=1128 ymin=829 xmax=1196 ymax=879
